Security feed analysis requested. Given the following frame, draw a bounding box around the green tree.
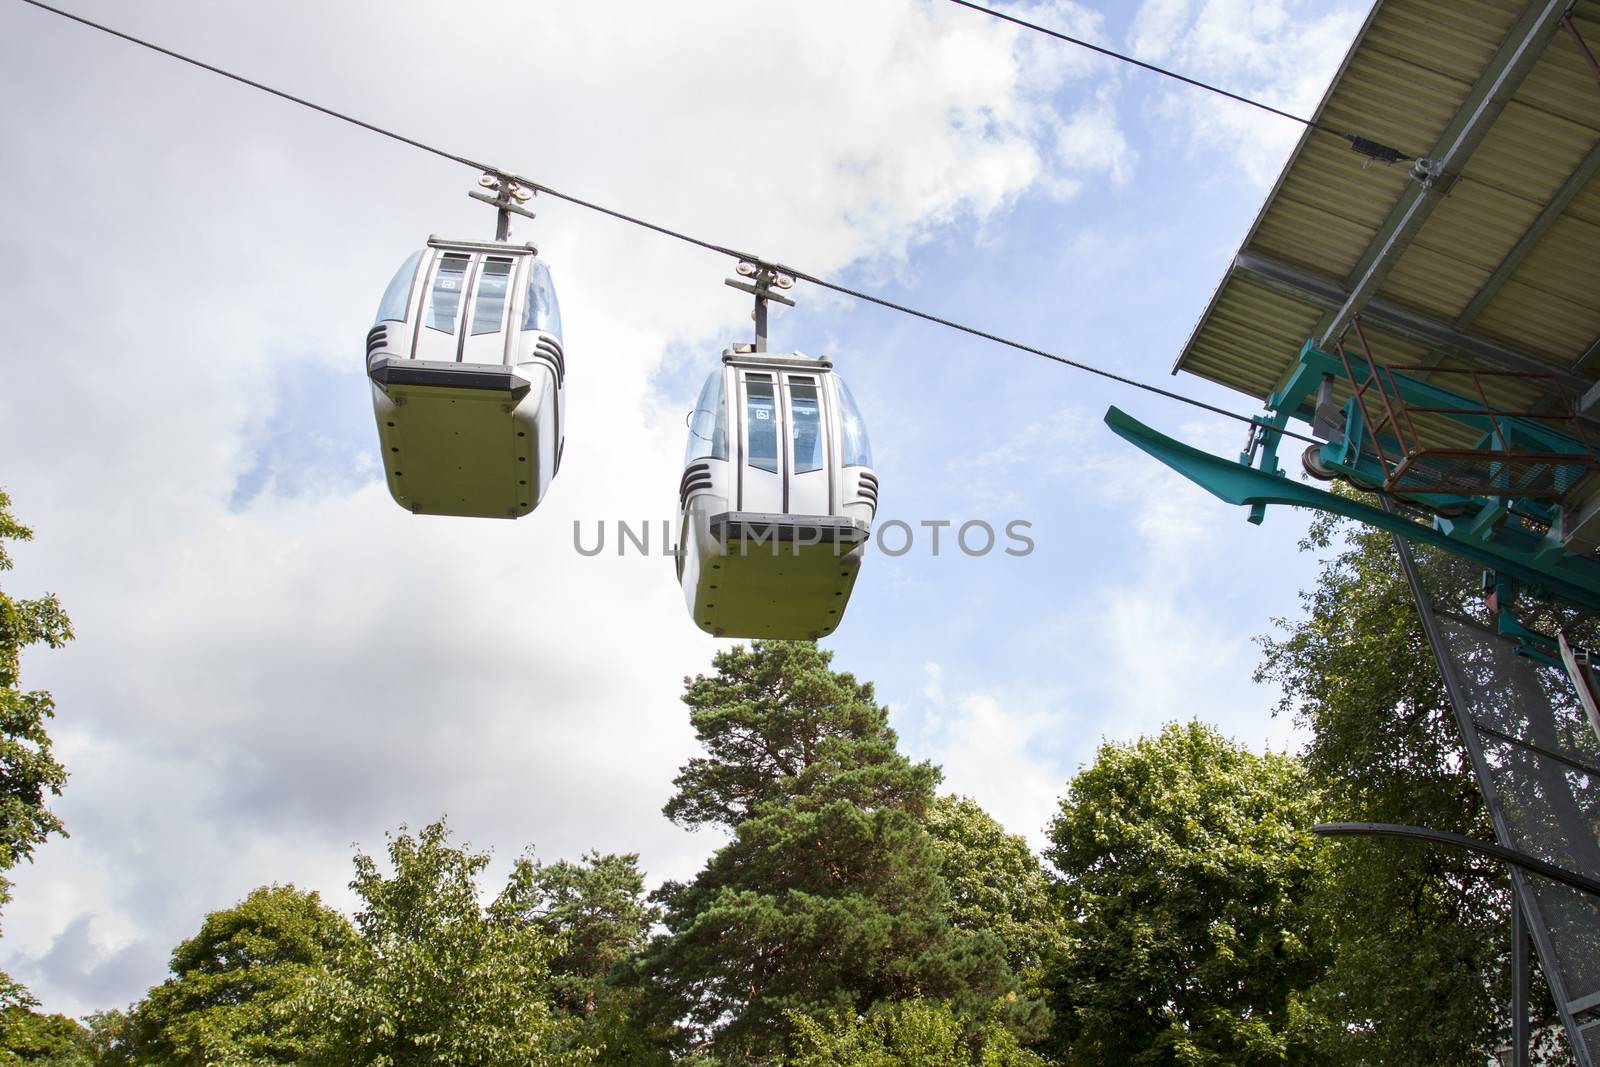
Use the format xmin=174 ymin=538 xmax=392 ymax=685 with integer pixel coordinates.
xmin=0 ymin=993 xmax=92 ymax=1065
xmin=501 ymin=851 xmax=668 ymax=1064
xmin=128 ymin=885 xmax=353 ymax=1065
xmin=642 ymin=641 xmax=1024 ymax=1060
xmin=1256 ymin=516 xmax=1547 ymax=1063
xmin=0 ymin=489 xmax=71 ymax=919
xmin=80 ymin=1010 xmax=135 ymax=1066
xmin=787 ymin=998 xmax=1051 ymax=1067
xmin=302 ymin=819 xmax=593 ymax=1067
xmin=0 ymin=490 xmax=75 ymax=1059
xmin=1044 ymin=721 xmax=1327 ymax=1066
xmin=927 ymin=795 xmax=1066 ymax=999
xmin=504 ymin=851 xmax=657 ymax=1016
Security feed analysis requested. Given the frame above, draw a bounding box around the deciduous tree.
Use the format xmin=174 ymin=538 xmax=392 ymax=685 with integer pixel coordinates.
xmin=302 ymin=819 xmax=593 ymax=1067
xmin=927 ymin=795 xmax=1065 ymax=999
xmin=129 ymin=885 xmax=352 ymax=1065
xmin=0 ymin=489 xmax=71 ymax=918
xmin=0 ymin=989 xmax=92 ymax=1065
xmin=787 ymin=998 xmax=1049 ymax=1067
xmin=0 ymin=490 xmax=75 ymax=1060
xmin=1256 ymin=516 xmax=1558 ymax=1062
xmin=1044 ymin=721 xmax=1326 ymax=1066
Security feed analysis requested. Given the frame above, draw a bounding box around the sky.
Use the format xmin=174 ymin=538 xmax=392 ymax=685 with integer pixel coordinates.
xmin=0 ymin=0 xmax=1371 ymax=1017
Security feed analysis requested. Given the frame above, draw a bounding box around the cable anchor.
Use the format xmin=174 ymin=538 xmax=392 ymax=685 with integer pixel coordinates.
xmin=725 ymin=258 xmax=795 ymax=353
xmin=469 ymin=171 xmax=537 ymax=242
xmin=1346 ymin=134 xmax=1408 ymax=167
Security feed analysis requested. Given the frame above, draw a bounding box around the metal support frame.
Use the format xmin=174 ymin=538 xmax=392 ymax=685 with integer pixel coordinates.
xmin=1383 ymin=524 xmax=1595 ymax=1066
xmin=1564 ymin=11 xmax=1600 ymax=95
xmin=1103 ymin=404 xmax=1600 ymax=611
xmin=1559 ymin=631 xmax=1600 ymax=745
xmin=1322 ymin=319 xmax=1600 ymax=500
xmin=1315 ymin=822 xmax=1592 ymax=1067
xmin=1315 ymin=0 xmax=1572 ymax=348
xmin=1269 ymin=336 xmax=1598 ymax=513
xmin=1514 ymin=899 xmax=1531 ymax=1067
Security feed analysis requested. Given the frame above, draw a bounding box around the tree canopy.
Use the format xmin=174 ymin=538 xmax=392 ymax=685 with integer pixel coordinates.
xmin=12 ymin=537 xmax=1566 ymax=1065
xmin=500 ymin=850 xmax=667 ymax=1064
xmin=128 ymin=885 xmax=353 ymax=1066
xmin=0 ymin=490 xmax=79 ymax=1062
xmin=1044 ymin=720 xmax=1327 ymax=1066
xmin=301 ymin=820 xmax=591 ymax=1067
xmin=643 ymin=641 xmax=1028 ymax=1059
xmin=926 ymin=795 xmax=1065 ymax=998
xmin=786 ymin=998 xmax=1048 ymax=1067
xmin=1255 ymin=516 xmax=1541 ymax=1063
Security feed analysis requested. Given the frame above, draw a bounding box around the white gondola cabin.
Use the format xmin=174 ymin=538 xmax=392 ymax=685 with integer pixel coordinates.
xmin=677 ymin=349 xmax=878 ymax=639
xmin=367 ymin=236 xmax=564 ymax=518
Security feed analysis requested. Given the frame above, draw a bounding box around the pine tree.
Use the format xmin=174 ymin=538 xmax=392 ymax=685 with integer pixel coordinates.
xmin=642 ymin=641 xmax=1020 ymax=1060
xmin=500 ymin=850 xmax=669 ymax=1065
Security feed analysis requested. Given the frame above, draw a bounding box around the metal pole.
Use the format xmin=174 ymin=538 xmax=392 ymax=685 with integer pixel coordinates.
xmin=754 ymin=295 xmax=768 ymax=353
xmin=1558 ymin=630 xmax=1600 ymax=746
xmin=496 ymin=206 xmax=511 ymax=242
xmin=1514 ymin=897 xmax=1530 ymax=1067
xmin=1314 ymin=822 xmax=1600 ymax=898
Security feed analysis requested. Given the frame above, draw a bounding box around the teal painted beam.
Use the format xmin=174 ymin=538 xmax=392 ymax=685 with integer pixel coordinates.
xmin=1104 ymin=405 xmax=1600 ymax=613
xmin=1287 ymin=344 xmax=1587 ymax=455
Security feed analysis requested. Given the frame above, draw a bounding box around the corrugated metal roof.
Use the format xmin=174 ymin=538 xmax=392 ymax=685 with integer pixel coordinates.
xmin=1174 ymin=0 xmax=1600 ymax=417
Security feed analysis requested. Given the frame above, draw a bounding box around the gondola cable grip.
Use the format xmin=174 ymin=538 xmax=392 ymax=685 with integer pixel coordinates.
xmin=725 ymin=258 xmax=796 ymax=353
xmin=467 ymin=170 xmax=537 ymax=242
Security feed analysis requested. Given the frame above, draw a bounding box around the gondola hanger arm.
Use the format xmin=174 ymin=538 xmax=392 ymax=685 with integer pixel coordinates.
xmin=467 ymin=171 xmax=536 ymax=241
xmin=725 ymin=259 xmax=796 ymax=353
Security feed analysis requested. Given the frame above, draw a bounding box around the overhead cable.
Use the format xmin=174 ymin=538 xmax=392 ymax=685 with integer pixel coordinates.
xmin=12 ymin=0 xmax=1321 ymax=446
xmin=942 ymin=0 xmax=1412 ymax=165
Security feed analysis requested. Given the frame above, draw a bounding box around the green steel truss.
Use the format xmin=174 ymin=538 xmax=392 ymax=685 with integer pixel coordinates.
xmin=1105 ymin=340 xmax=1600 ymax=617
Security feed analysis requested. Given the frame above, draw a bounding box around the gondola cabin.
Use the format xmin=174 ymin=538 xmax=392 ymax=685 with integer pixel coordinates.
xmin=677 ymin=350 xmax=878 ymax=638
xmin=367 ymin=236 xmax=564 ymax=518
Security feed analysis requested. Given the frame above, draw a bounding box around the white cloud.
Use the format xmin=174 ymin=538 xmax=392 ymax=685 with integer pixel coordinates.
xmin=909 ymin=672 xmax=1068 ymax=848
xmin=955 ymin=409 xmax=1310 ymax=765
xmin=1127 ymin=0 xmax=1370 ymax=183
xmin=1052 ymin=84 xmax=1138 ymax=188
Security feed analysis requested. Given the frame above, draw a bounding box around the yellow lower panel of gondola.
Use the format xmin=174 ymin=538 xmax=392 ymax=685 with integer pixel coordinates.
xmin=371 ymin=374 xmax=547 ymax=519
xmin=682 ymin=512 xmax=867 ymax=639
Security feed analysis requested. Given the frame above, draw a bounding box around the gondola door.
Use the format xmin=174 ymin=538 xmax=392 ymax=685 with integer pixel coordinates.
xmin=782 ymin=371 xmax=831 ymax=518
xmin=411 ymin=250 xmax=472 ymax=362
xmin=737 ymin=369 xmax=783 ymax=513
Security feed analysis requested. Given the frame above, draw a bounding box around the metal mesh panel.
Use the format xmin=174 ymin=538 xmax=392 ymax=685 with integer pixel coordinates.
xmin=1407 ymin=569 xmax=1600 ymax=1065
xmin=1574 ymin=1017 xmax=1600 ymax=1062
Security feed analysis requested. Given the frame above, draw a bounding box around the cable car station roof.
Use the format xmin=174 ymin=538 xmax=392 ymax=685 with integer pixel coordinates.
xmin=1174 ymin=0 xmax=1600 ymax=415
